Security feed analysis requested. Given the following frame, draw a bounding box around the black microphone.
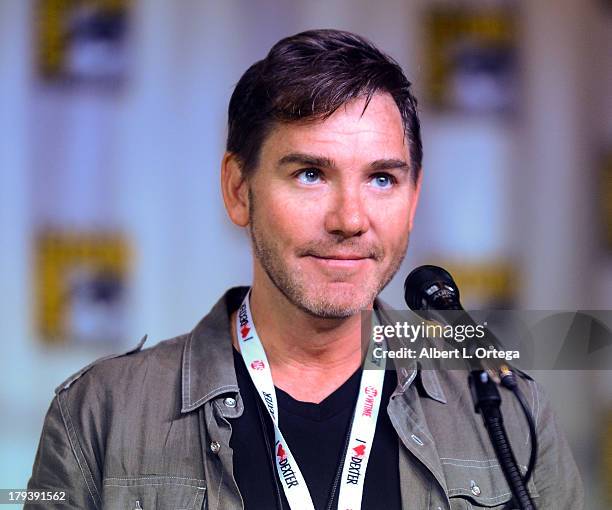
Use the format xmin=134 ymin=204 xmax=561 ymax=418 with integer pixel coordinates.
xmin=404 ymin=264 xmax=489 ymax=371
xmin=404 ymin=264 xmax=463 ymax=319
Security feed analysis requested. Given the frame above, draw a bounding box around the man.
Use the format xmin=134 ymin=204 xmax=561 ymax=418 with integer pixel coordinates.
xmin=28 ymin=29 xmax=582 ymax=509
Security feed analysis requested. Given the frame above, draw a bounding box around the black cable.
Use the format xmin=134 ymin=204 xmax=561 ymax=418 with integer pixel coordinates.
xmin=498 ymin=367 xmax=538 ymax=485
xmin=482 ymin=410 xmax=536 ymax=510
xmin=469 ymin=370 xmax=537 ymax=510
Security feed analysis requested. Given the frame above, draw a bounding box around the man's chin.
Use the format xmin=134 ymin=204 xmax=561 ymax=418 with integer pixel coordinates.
xmin=298 ymin=284 xmax=375 ymax=319
xmin=300 ymin=302 xmax=360 ymax=319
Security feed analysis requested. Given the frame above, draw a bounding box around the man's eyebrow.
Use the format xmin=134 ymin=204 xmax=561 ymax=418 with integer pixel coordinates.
xmin=277 ymin=153 xmax=336 ymax=169
xmin=369 ymin=159 xmax=410 ymax=172
xmin=277 ymin=152 xmax=410 ymax=172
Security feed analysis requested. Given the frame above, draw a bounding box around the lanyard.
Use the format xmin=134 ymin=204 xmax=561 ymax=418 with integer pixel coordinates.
xmin=236 ymin=291 xmax=386 ymax=510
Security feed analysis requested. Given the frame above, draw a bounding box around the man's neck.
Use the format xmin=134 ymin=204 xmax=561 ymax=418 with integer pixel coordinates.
xmin=231 ymin=280 xmax=369 ymax=403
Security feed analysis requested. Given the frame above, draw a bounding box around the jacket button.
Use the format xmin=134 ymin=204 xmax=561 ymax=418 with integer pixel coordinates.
xmin=210 ymin=441 xmax=221 ymax=454
xmin=223 ymin=397 xmax=237 ymax=408
xmin=470 ymin=481 xmax=481 ymax=496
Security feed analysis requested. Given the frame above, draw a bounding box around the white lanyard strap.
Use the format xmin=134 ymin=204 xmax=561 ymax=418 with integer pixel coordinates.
xmin=236 ymin=292 xmax=386 ymax=510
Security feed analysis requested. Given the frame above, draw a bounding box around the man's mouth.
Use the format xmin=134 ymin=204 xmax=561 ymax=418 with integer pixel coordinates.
xmin=305 ymin=254 xmax=372 ymax=270
xmin=311 ymin=254 xmax=371 ymax=260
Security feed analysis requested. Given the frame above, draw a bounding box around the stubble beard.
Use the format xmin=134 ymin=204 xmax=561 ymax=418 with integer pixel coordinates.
xmin=248 ymin=189 xmax=408 ymax=319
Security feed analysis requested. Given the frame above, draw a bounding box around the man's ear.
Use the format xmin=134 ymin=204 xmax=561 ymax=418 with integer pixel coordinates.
xmin=407 ymin=169 xmax=423 ymax=231
xmin=221 ymin=152 xmax=250 ymax=227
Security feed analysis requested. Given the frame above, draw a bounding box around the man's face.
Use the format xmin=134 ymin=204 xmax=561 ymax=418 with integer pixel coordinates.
xmin=247 ymin=93 xmax=421 ymax=318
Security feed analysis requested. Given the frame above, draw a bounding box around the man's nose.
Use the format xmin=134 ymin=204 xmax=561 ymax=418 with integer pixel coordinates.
xmin=324 ymin=185 xmax=370 ymax=238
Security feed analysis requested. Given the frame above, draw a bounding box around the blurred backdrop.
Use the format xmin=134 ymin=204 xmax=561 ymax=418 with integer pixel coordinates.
xmin=1 ymin=0 xmax=611 ymax=508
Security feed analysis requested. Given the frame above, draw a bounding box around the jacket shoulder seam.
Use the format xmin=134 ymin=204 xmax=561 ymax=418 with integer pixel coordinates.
xmin=56 ymin=392 xmax=102 ymax=508
xmin=55 ymin=335 xmax=149 ymax=394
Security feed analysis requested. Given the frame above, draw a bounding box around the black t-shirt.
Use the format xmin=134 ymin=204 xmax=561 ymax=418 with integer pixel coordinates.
xmin=229 ymin=347 xmax=401 ymax=510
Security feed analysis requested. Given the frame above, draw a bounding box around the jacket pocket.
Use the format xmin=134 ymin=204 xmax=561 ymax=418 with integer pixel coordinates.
xmin=102 ymin=476 xmax=206 ymax=510
xmin=442 ymin=458 xmax=538 ymax=509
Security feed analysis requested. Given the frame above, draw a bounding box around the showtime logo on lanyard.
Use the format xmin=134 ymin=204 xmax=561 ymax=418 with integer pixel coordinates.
xmin=276 ymin=442 xmax=299 ymax=488
xmin=250 ymin=360 xmax=265 ymax=370
xmin=361 ymin=386 xmax=378 ymax=417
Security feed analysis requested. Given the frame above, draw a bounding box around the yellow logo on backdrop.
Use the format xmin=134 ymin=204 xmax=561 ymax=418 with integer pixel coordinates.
xmin=35 ymin=230 xmax=130 ymax=345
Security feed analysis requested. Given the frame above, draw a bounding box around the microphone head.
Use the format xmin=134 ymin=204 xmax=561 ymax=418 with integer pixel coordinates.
xmin=404 ymin=264 xmax=462 ymax=311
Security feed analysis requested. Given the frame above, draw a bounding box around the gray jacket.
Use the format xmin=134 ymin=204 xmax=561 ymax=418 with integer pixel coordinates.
xmin=27 ymin=287 xmax=583 ymax=509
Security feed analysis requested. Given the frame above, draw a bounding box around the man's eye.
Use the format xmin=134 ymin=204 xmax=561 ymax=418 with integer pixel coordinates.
xmin=370 ymin=173 xmax=396 ymax=189
xmin=296 ymin=168 xmax=322 ymax=184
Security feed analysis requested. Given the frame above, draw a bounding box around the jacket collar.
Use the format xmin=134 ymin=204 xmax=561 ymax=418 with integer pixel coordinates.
xmin=181 ymin=286 xmax=446 ymax=413
xmin=181 ymin=287 xmax=246 ymax=412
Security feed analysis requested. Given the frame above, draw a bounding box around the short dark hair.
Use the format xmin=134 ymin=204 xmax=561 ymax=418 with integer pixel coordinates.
xmin=226 ymin=29 xmax=422 ymax=183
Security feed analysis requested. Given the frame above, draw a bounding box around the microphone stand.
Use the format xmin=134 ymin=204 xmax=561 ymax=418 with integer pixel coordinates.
xmin=469 ymin=369 xmax=536 ymax=510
